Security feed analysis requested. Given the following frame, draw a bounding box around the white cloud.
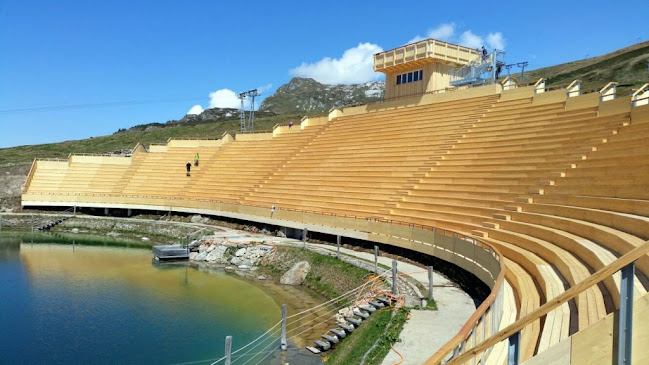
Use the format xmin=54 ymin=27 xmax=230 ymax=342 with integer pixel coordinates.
xmin=409 ymin=23 xmax=506 ymax=51
xmin=256 ymin=83 xmax=273 ymax=94
xmin=429 ymin=23 xmax=455 ymax=40
xmin=209 ymin=89 xmax=247 ymax=109
xmin=408 ymin=22 xmax=455 ymax=44
xmin=186 ymin=104 xmax=204 ymax=115
xmin=289 ymin=42 xmax=383 ymax=84
xmin=486 ymin=32 xmax=506 ymax=50
xmin=459 ymin=30 xmax=483 ymax=49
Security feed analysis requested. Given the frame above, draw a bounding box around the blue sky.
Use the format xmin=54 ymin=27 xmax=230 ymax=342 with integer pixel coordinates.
xmin=0 ymin=0 xmax=646 ymax=148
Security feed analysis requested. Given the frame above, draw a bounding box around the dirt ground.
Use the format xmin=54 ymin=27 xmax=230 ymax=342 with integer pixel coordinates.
xmin=0 ymin=163 xmax=30 ymax=212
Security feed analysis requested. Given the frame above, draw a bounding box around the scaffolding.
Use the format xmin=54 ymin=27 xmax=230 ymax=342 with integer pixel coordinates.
xmin=450 ymin=49 xmax=506 ymax=87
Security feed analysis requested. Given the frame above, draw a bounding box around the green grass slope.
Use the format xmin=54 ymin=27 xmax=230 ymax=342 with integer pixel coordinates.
xmin=0 ymin=114 xmax=300 ymax=165
xmin=514 ymin=41 xmax=649 ymax=90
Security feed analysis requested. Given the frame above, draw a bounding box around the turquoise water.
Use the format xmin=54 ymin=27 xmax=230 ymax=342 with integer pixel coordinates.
xmin=0 ymin=234 xmax=322 ymax=365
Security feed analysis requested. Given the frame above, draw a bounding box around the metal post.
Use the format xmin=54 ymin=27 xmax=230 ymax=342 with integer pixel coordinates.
xmin=392 ymin=260 xmax=398 ymax=295
xmin=73 ymin=205 xmax=76 ymax=216
xmin=507 ymin=331 xmax=520 ymax=365
xmin=481 ymin=313 xmax=487 ymax=364
xmin=336 ymin=235 xmax=341 ymax=259
xmin=617 ymin=263 xmax=635 ymax=365
xmin=302 ymin=228 xmax=307 ymax=248
xmin=281 ymin=304 xmax=287 ymax=350
xmin=31 ymin=215 xmax=34 ymax=232
xmin=428 ymin=266 xmax=434 ymax=300
xmin=225 ymin=336 xmax=232 ymax=365
xmin=471 ymin=327 xmax=477 ymax=365
xmin=374 ymin=245 xmax=379 ymax=273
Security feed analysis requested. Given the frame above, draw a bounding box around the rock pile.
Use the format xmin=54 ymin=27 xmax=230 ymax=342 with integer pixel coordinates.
xmin=189 ymin=240 xmax=272 ymax=269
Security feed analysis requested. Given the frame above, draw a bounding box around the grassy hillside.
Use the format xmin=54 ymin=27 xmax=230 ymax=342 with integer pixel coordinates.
xmin=0 ymin=114 xmax=300 ymax=165
xmin=513 ymin=41 xmax=649 ymax=91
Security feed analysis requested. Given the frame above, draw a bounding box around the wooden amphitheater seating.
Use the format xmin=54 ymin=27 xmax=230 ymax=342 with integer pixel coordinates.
xmin=22 ymin=90 xmax=649 ymax=363
xmin=243 ymin=95 xmax=499 ymax=215
xmin=183 ymin=125 xmax=328 ymax=202
xmin=473 ymin=105 xmax=649 ymax=358
xmin=25 ymin=160 xmax=69 ymax=194
xmin=382 ymin=98 xmax=635 ymax=353
xmin=121 ymin=146 xmax=219 ymax=197
xmin=26 ymin=158 xmax=131 ymax=195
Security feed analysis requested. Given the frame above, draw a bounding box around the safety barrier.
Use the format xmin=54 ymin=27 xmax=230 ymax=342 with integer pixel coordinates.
xmin=443 ymin=241 xmax=649 ymax=365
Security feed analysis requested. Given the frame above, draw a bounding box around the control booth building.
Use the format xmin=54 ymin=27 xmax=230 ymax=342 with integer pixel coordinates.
xmin=374 ymin=38 xmax=481 ymax=99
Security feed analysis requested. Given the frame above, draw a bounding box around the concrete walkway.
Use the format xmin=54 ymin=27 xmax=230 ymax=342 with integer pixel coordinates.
xmin=309 ymin=244 xmax=476 ymax=365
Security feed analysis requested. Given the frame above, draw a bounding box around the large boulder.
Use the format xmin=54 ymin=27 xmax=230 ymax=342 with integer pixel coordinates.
xmin=280 ymin=261 xmax=311 ymax=285
xmin=190 ymin=215 xmax=210 ymax=224
xmin=206 ymin=249 xmax=223 ymax=262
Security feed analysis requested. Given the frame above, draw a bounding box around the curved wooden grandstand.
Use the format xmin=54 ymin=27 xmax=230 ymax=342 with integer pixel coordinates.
xmin=22 ymin=82 xmax=649 ymax=364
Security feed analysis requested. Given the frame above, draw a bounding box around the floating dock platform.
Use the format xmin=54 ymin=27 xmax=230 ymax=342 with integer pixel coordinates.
xmin=152 ymin=245 xmax=189 ymax=260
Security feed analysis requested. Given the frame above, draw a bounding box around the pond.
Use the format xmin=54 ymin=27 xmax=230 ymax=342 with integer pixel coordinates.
xmin=0 ymin=233 xmax=327 ymax=364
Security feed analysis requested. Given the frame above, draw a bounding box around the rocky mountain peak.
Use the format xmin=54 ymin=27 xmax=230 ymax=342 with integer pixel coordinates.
xmin=260 ymin=77 xmax=385 ymax=114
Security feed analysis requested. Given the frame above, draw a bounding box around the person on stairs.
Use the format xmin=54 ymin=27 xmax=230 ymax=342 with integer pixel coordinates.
xmin=194 ymin=153 xmax=200 ymax=167
xmin=186 ymin=161 xmax=191 ymax=177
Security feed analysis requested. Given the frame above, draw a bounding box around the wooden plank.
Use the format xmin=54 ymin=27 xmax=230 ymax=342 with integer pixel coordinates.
xmin=439 ymin=241 xmax=649 ymax=365
xmin=570 ymin=293 xmax=649 ymax=365
xmin=522 ymin=338 xmax=570 ymax=365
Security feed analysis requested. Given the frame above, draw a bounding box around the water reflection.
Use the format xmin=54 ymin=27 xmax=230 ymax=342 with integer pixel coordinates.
xmin=0 ymin=233 xmax=326 ymax=364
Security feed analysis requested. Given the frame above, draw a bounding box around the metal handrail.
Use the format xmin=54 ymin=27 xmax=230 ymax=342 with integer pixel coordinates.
xmin=444 ymin=241 xmax=649 ymax=365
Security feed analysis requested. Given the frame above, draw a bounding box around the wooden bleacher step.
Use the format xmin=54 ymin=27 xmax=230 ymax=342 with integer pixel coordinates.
xmin=482 ymin=222 xmax=499 ymax=229
xmin=504 ymin=205 xmax=523 ymax=212
xmin=514 ymin=197 xmax=534 ymax=203
xmin=471 ymin=230 xmax=488 ymax=238
xmin=439 ymin=143 xmax=457 ymax=148
xmin=493 ymin=213 xmax=511 ymax=221
xmin=548 ymin=172 xmax=566 ymax=178
xmin=539 ymin=180 xmax=556 ymax=186
xmin=527 ymin=188 xmax=545 ymax=195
